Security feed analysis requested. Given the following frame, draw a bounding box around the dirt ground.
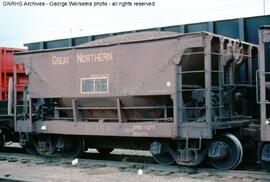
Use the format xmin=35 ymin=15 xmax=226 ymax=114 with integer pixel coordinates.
xmin=0 ymin=148 xmax=269 ymax=182
xmin=0 ymin=160 xmax=253 ymax=182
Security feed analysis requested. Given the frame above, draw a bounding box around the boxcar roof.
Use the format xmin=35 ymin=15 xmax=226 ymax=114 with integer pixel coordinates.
xmin=15 ymin=31 xmax=257 ymax=55
xmin=15 ymin=31 xmax=207 ymax=55
xmin=76 ymin=31 xmax=181 ymax=48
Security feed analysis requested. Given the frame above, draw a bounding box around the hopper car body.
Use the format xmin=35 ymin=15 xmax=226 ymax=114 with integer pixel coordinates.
xmin=14 ymin=31 xmax=259 ymax=169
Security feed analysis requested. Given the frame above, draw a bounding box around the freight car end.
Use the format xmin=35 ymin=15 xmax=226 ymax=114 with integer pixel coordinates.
xmin=0 ymin=48 xmax=27 ymax=149
xmin=258 ymin=25 xmax=270 ymax=172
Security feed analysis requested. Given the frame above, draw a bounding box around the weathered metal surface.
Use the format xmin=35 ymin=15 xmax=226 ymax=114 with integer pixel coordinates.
xmin=14 ymin=31 xmax=258 ymax=140
xmin=17 ymin=35 xmax=177 ymax=98
xmin=77 ymin=31 xmax=180 ymax=48
xmin=258 ymin=26 xmax=270 ymax=141
xmin=17 ymin=120 xmax=174 ymax=138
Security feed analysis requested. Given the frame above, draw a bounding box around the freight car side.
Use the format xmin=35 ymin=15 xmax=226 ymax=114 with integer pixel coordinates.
xmin=14 ymin=31 xmax=259 ymax=170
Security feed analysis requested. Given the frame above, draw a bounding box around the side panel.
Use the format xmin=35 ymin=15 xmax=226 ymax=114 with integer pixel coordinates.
xmin=23 ymin=39 xmax=177 ymax=98
xmin=17 ymin=120 xmax=174 ymax=138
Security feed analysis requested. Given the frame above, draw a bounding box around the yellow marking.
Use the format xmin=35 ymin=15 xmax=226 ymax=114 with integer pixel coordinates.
xmin=52 ymin=56 xmax=69 ymax=65
xmin=77 ymin=52 xmax=112 ymax=63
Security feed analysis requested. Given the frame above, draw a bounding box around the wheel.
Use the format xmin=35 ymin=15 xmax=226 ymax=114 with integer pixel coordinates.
xmin=152 ymin=152 xmax=175 ymax=165
xmin=61 ymin=136 xmax=85 ymax=158
xmin=150 ymin=141 xmax=174 ymax=165
xmin=33 ymin=136 xmax=56 ymax=156
xmin=261 ymin=160 xmax=270 ymax=172
xmin=24 ymin=142 xmax=37 ymax=155
xmin=259 ymin=142 xmax=270 ymax=172
xmin=96 ymin=148 xmax=114 ymax=155
xmin=208 ymin=133 xmax=243 ymax=170
xmin=241 ymin=138 xmax=257 ymax=163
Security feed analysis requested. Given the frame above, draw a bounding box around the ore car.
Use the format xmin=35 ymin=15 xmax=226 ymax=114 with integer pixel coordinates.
xmin=14 ymin=31 xmax=259 ymax=170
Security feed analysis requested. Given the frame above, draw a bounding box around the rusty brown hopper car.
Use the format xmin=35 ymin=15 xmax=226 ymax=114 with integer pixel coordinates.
xmin=14 ymin=31 xmax=259 ymax=170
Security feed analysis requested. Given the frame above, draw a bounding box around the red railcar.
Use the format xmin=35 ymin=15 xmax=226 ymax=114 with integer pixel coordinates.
xmin=0 ymin=48 xmax=28 ymax=100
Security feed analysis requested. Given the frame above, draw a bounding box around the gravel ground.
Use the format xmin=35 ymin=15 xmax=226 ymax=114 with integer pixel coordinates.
xmin=0 ymin=147 xmax=269 ymax=182
xmin=0 ymin=159 xmax=237 ymax=182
